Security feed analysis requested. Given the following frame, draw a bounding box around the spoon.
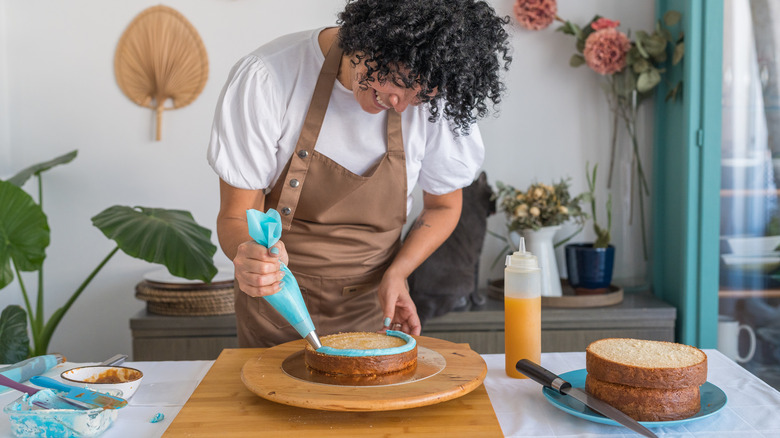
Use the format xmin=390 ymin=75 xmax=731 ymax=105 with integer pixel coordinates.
xmin=99 ymin=354 xmax=128 ymax=366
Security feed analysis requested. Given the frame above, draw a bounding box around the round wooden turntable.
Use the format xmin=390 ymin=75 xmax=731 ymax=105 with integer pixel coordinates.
xmin=241 ymin=335 xmax=487 ymax=411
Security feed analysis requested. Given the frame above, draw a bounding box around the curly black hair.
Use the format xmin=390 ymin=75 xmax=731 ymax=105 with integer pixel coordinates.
xmin=337 ymin=0 xmax=512 ymax=135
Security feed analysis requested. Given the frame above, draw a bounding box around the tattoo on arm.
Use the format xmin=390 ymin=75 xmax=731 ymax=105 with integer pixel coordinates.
xmin=410 ymin=213 xmax=431 ymax=233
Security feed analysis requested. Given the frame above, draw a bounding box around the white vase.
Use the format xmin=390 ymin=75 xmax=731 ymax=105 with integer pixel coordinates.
xmin=520 ymin=226 xmax=562 ymax=297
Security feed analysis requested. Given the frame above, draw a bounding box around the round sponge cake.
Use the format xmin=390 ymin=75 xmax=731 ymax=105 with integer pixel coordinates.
xmin=585 ymin=375 xmax=701 ymax=421
xmin=586 ymin=338 xmax=707 ymax=389
xmin=304 ymin=331 xmax=417 ymax=376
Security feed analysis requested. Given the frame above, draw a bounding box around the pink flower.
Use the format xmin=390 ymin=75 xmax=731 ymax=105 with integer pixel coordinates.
xmin=583 ymin=28 xmax=631 ymax=75
xmin=514 ymin=0 xmax=557 ymax=31
xmin=591 ymin=18 xmax=620 ymax=31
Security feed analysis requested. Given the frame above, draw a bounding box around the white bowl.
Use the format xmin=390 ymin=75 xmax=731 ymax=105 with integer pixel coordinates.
xmin=61 ymin=366 xmax=143 ymax=399
xmin=721 ymin=254 xmax=780 ymax=273
xmin=726 ymin=235 xmax=780 ymax=255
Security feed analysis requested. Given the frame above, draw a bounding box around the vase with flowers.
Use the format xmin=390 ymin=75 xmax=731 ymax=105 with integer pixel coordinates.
xmin=493 ymin=179 xmax=586 ymax=297
xmin=513 ymin=0 xmax=685 ymax=289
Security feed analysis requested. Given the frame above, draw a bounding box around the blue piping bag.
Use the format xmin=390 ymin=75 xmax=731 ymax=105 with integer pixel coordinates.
xmin=246 ymin=208 xmax=322 ymax=349
xmin=0 ymin=354 xmax=64 ymax=395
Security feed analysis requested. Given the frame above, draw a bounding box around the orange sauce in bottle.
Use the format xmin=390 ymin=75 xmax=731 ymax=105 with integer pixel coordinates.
xmin=504 ymin=237 xmax=542 ymax=378
xmin=504 ymin=295 xmax=541 ymax=378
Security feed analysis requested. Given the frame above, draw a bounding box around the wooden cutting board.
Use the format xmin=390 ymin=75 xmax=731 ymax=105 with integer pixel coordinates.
xmin=164 ymin=345 xmax=503 ymax=437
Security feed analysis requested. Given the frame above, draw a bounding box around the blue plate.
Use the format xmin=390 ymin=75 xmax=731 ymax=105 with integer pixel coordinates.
xmin=542 ymin=369 xmax=727 ymax=428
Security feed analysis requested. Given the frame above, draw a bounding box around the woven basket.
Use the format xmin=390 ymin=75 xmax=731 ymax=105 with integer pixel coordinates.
xmin=135 ymin=279 xmax=235 ymax=316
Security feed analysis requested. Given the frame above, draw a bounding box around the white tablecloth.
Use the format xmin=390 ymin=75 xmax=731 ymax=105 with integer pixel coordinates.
xmin=483 ymin=349 xmax=780 ymax=437
xmin=1 ymin=349 xmax=779 ymax=437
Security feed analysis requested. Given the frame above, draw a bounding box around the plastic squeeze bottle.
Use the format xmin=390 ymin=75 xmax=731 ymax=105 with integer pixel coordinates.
xmin=504 ymin=237 xmax=542 ymax=378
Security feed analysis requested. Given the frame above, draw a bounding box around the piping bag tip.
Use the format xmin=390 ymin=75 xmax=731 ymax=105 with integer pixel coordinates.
xmin=305 ymin=331 xmax=322 ymax=350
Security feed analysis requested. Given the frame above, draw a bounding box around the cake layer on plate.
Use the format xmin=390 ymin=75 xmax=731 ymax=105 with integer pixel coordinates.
xmin=304 ymin=331 xmax=417 ymax=376
xmin=586 ymin=338 xmax=707 ymax=389
xmin=585 ymin=374 xmax=701 ymax=421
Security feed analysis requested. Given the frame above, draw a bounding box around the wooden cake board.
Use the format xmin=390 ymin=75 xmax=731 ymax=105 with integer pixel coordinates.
xmin=164 ymin=343 xmax=502 ymax=437
xmin=242 ymin=336 xmax=486 ymax=411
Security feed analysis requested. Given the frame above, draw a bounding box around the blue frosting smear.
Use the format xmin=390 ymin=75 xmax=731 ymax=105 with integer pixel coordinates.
xmin=315 ymin=330 xmax=416 ymax=357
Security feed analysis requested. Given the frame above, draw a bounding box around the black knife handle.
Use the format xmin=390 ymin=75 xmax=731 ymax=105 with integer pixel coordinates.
xmin=516 ymin=359 xmax=572 ymax=394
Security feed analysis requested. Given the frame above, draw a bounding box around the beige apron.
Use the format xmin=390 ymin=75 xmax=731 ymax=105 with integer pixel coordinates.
xmin=235 ymin=38 xmax=407 ymax=347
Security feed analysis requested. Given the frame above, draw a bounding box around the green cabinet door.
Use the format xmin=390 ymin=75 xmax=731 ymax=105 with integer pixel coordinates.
xmin=653 ymin=0 xmax=722 ymax=348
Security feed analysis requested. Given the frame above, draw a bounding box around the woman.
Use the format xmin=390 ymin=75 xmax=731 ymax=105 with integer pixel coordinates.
xmin=208 ymin=0 xmax=511 ymax=347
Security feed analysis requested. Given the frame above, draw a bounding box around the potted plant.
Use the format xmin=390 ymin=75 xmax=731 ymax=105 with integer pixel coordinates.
xmin=491 ymin=178 xmax=587 ymax=297
xmin=565 ymin=162 xmax=615 ymax=294
xmin=0 ymin=150 xmax=218 ymax=363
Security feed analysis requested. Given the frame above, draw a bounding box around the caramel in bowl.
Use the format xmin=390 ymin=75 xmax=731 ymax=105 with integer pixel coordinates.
xmin=61 ymin=366 xmax=144 ymax=399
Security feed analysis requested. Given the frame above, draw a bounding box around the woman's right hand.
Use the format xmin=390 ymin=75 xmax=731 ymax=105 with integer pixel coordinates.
xmin=233 ymin=240 xmax=289 ymax=297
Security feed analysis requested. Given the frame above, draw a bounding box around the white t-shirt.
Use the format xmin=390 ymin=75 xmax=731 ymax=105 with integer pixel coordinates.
xmin=207 ymin=28 xmax=485 ymax=215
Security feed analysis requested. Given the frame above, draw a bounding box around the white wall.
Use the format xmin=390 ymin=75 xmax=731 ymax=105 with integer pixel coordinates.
xmin=0 ymin=0 xmax=10 ymax=172
xmin=0 ymin=0 xmax=654 ymax=361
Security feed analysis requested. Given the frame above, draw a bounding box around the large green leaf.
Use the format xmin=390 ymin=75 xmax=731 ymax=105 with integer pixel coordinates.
xmin=569 ymin=54 xmax=585 ymax=67
xmin=0 ymin=305 xmax=30 ymax=363
xmin=643 ymin=34 xmax=667 ymax=57
xmin=0 ymin=181 xmax=50 ymax=289
xmin=6 ymin=150 xmax=77 ymax=187
xmin=91 ymin=206 xmax=217 ymax=282
xmin=0 ymin=262 xmax=12 ymax=291
xmin=637 ymin=68 xmax=662 ymax=93
xmin=632 ymin=58 xmax=650 ymax=74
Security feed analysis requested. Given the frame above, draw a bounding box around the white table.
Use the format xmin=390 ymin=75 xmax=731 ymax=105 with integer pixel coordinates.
xmin=1 ymin=349 xmax=779 ymax=437
xmin=483 ymin=349 xmax=780 ymax=437
xmin=0 ymin=360 xmax=212 ymax=438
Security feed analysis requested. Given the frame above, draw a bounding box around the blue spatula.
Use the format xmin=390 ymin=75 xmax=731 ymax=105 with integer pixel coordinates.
xmin=30 ymin=375 xmax=127 ymax=410
xmin=0 ymin=374 xmax=90 ymax=410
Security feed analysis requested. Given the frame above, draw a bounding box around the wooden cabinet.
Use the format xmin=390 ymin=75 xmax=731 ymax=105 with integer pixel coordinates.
xmin=422 ymin=292 xmax=676 ymax=354
xmin=130 ymin=312 xmax=239 ymax=361
xmin=130 ymin=292 xmax=676 ymax=360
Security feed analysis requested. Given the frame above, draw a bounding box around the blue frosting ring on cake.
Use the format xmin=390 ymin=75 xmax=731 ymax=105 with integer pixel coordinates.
xmin=314 ymin=330 xmax=416 ymax=357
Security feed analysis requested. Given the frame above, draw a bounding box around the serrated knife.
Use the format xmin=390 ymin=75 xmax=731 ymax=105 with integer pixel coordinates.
xmin=516 ymin=359 xmax=657 ymax=438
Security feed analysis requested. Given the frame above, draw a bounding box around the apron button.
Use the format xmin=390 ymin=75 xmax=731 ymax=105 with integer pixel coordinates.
xmin=281 ymin=207 xmax=292 ymax=215
xmin=289 ymin=179 xmax=300 ymax=188
xmin=297 ymin=150 xmax=308 ymax=159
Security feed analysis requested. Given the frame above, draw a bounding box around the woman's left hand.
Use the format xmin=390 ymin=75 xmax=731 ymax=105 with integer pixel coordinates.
xmin=378 ymin=272 xmax=421 ymax=335
xmin=377 ymin=189 xmax=462 ymax=336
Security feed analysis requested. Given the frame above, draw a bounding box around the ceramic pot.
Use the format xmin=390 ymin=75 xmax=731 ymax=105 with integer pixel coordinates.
xmin=520 ymin=226 xmax=562 ymax=297
xmin=565 ymin=243 xmax=615 ymax=293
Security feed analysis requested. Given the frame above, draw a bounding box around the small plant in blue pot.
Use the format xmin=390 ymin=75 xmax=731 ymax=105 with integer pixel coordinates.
xmin=565 ymin=163 xmax=615 ymax=294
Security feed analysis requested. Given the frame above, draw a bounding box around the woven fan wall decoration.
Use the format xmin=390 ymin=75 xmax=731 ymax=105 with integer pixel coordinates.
xmin=115 ymin=5 xmax=208 ymax=141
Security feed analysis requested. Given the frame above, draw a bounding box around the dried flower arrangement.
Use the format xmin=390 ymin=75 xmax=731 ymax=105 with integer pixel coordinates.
xmin=489 ymin=179 xmax=587 ymax=266
xmin=496 ymin=179 xmax=586 ymax=233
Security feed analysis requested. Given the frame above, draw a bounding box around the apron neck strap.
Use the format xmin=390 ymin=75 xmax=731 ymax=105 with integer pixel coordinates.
xmin=294 ymin=37 xmax=344 ymax=152
xmin=276 ymin=34 xmax=404 ymax=230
